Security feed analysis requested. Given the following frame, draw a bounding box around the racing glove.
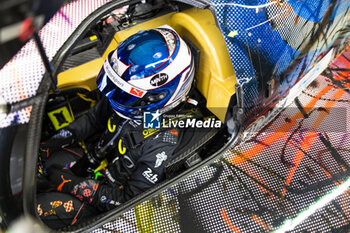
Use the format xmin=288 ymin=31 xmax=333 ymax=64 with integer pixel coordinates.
xmin=47 ymin=165 xmax=100 ymax=204
xmin=45 ymin=129 xmax=76 ymax=151
xmin=38 ymin=129 xmax=77 ymax=175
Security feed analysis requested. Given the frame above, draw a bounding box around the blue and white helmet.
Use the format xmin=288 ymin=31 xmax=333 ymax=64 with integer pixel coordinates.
xmin=96 ymin=25 xmax=195 ymax=120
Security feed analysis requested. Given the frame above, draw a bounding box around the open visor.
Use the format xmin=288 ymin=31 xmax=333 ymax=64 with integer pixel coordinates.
xmin=96 ymin=55 xmax=167 ymax=108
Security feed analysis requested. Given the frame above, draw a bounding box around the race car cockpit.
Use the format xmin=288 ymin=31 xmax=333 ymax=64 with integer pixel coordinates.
xmin=2 ymin=0 xmax=350 ymax=231
xmin=35 ymin=1 xmax=239 ymax=230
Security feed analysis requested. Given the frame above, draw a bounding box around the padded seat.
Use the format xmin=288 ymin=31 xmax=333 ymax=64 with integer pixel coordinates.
xmin=166 ymin=126 xmax=221 ymax=178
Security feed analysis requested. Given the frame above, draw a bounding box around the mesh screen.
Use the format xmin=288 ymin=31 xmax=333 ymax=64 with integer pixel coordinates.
xmin=92 ymin=46 xmax=350 ymax=232
xmin=0 ymin=0 xmax=111 ymax=128
xmin=211 ymin=0 xmax=350 ymax=123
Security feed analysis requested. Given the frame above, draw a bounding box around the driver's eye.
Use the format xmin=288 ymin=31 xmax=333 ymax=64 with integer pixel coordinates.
xmin=158 ymin=92 xmax=166 ymax=100
xmin=147 ymin=95 xmax=156 ymax=102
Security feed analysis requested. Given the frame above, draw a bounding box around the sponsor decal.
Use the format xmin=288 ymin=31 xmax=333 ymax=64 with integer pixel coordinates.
xmin=103 ymin=59 xmax=147 ymax=98
xmin=155 ymin=151 xmax=167 ymax=168
xmin=104 ymin=61 xmax=125 ymax=88
xmin=142 ymin=168 xmax=158 ymax=184
xmin=57 ymin=175 xmax=72 ymax=192
xmin=107 ymin=199 xmax=121 ymax=206
xmin=155 ymin=27 xmax=176 ymax=54
xmin=150 ymin=73 xmax=169 ymax=87
xmin=143 ymin=128 xmax=160 ymax=138
xmin=130 ymin=87 xmax=144 ymax=97
xmin=100 ymin=196 xmax=120 ymax=206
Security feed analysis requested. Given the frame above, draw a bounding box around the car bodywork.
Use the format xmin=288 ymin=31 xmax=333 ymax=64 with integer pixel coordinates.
xmin=0 ymin=0 xmax=350 ymax=232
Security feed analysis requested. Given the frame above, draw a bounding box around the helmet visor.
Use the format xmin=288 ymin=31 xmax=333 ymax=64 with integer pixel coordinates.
xmin=97 ymin=60 xmax=167 ymax=108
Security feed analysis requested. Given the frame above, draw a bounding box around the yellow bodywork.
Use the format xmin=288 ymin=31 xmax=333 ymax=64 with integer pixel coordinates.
xmin=57 ymin=8 xmax=236 ymax=122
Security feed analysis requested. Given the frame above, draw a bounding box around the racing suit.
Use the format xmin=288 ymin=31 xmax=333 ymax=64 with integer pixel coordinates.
xmin=37 ymin=94 xmax=206 ymax=228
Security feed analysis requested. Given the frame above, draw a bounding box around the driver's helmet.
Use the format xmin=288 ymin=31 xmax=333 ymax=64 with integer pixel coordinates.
xmin=96 ymin=25 xmax=195 ymax=120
